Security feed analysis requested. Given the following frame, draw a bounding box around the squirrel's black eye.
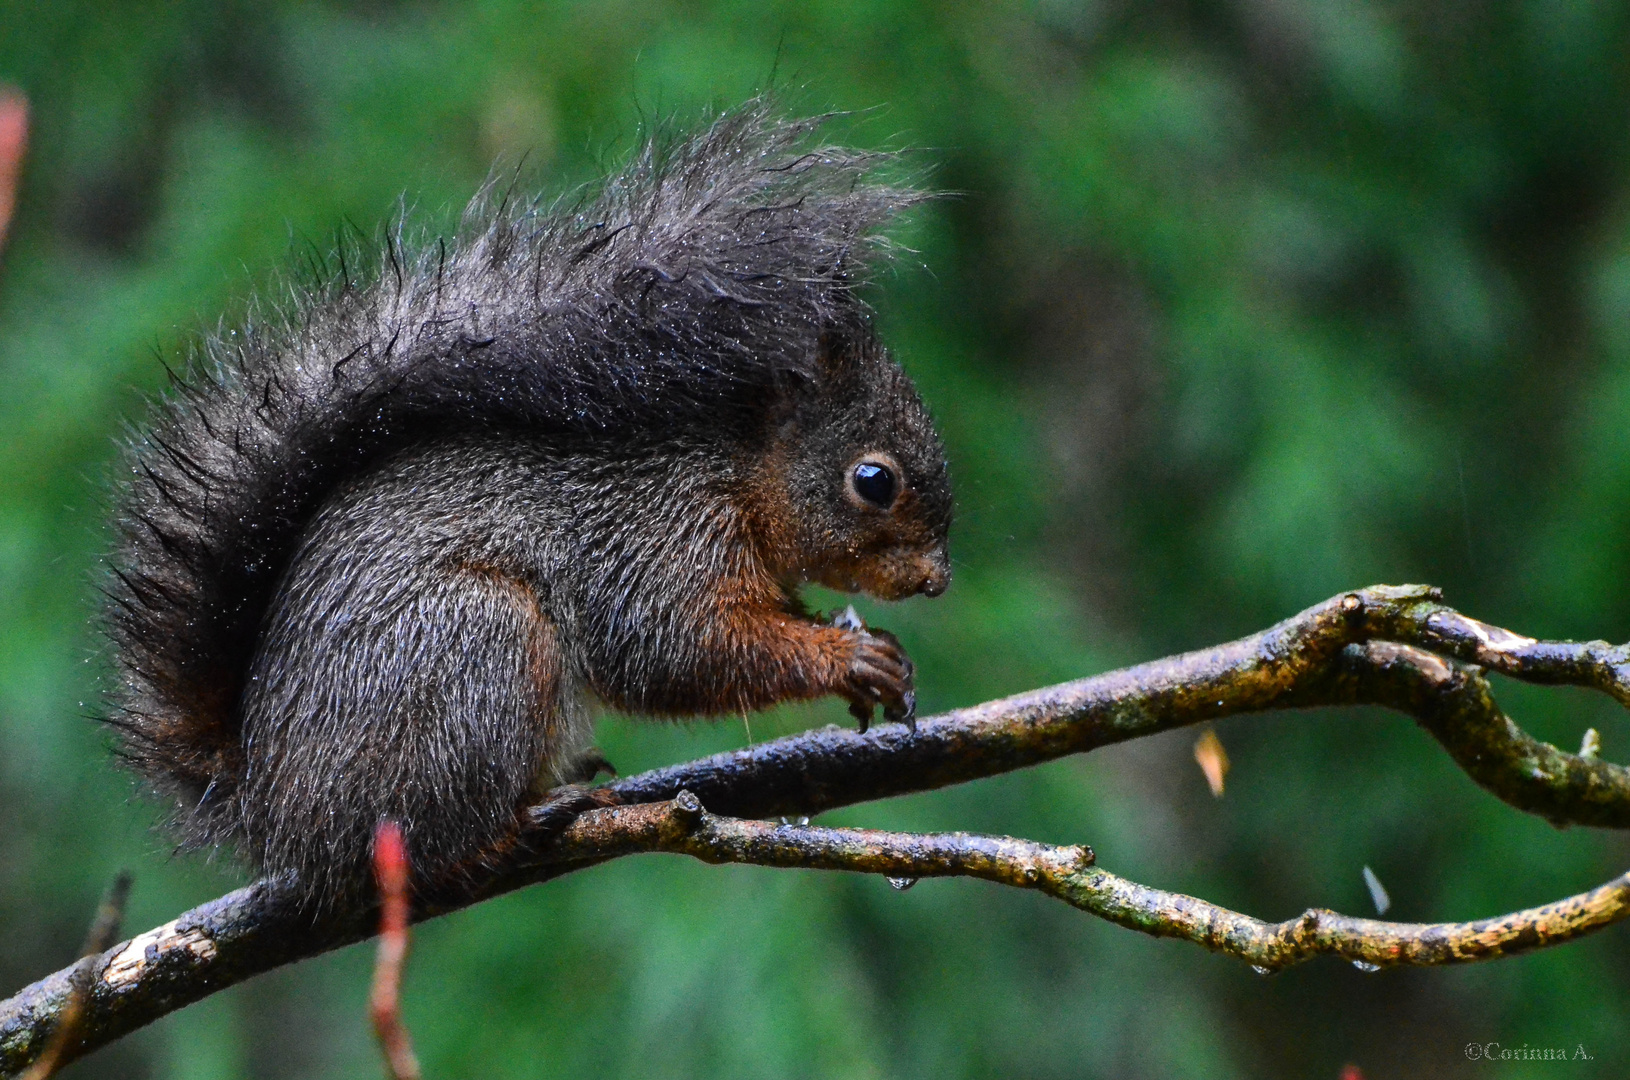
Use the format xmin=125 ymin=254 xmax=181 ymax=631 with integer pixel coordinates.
xmin=851 ymin=461 xmax=897 ymax=508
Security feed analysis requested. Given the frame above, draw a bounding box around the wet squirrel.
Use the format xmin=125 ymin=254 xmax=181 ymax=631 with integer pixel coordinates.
xmin=103 ymin=105 xmax=952 ymax=908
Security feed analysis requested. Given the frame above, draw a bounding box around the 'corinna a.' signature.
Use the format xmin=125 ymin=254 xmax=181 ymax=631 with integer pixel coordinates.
xmin=1464 ymin=1043 xmax=1593 ymax=1062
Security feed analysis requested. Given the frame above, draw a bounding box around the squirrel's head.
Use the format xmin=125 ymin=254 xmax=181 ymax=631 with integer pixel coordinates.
xmin=755 ymin=334 xmax=952 ymax=602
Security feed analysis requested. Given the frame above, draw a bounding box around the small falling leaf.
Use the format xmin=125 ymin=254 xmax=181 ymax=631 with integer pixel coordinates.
xmin=1193 ymin=728 xmax=1230 ymax=797
xmin=1580 ymin=728 xmax=1602 ymax=760
xmin=1361 ymin=865 xmax=1391 ymax=915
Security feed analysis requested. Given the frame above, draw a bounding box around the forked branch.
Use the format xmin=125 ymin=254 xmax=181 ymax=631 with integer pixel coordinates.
xmin=4 ymin=584 xmax=1629 ymax=1074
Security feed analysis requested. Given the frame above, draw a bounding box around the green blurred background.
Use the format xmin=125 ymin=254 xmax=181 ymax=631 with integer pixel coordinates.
xmin=2 ymin=0 xmax=1629 ymax=1076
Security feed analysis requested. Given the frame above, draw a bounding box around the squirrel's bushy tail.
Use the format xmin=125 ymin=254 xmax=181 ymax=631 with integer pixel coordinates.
xmin=104 ymin=101 xmax=925 ymax=862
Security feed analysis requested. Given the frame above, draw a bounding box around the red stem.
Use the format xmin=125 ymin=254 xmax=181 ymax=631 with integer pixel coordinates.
xmin=370 ymin=821 xmax=421 ymax=1080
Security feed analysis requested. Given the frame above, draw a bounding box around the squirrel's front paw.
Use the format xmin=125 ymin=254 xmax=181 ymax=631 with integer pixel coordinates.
xmin=839 ymin=625 xmax=916 ymax=734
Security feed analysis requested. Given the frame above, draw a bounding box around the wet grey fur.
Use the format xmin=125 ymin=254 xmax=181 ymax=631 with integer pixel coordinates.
xmin=103 ymin=103 xmax=936 ymax=907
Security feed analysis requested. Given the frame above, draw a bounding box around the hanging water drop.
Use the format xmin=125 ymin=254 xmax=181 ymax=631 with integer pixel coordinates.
xmin=887 ymin=877 xmax=918 ymax=891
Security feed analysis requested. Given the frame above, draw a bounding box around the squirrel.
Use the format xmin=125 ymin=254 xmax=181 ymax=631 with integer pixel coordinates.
xmin=102 ymin=103 xmax=952 ymax=910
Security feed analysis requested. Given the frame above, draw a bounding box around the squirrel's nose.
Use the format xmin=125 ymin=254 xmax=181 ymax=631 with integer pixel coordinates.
xmin=917 ymin=555 xmax=951 ymax=597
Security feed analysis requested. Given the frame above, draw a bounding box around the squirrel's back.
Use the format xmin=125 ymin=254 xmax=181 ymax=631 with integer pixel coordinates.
xmin=104 ymin=103 xmax=944 ymax=904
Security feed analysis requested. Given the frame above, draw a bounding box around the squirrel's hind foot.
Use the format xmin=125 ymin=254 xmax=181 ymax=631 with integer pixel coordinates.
xmin=525 ymin=784 xmax=622 ymax=838
xmin=558 ymin=747 xmax=618 ymax=785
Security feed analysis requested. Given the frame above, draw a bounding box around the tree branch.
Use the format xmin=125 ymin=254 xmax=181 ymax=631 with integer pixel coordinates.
xmin=4 ymin=584 xmax=1628 ymax=1073
xmin=562 ymin=795 xmax=1630 ymax=971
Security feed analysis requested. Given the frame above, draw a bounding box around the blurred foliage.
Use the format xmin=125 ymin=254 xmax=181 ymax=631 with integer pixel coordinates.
xmin=2 ymin=0 xmax=1629 ymax=1077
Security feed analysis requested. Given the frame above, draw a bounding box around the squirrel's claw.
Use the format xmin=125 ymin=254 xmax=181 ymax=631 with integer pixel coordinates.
xmin=884 ymin=689 xmax=916 ymax=733
xmin=849 ymin=699 xmax=873 ymax=734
